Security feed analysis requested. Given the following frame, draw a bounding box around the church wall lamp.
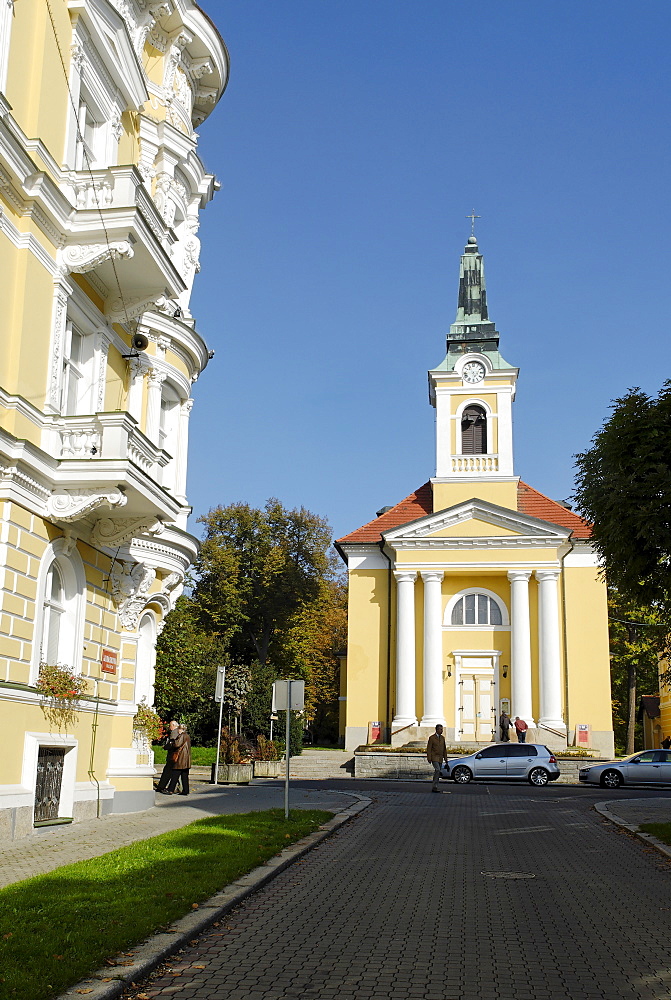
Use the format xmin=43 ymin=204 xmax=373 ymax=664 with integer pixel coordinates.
xmin=502 ymin=664 xmax=509 ymax=678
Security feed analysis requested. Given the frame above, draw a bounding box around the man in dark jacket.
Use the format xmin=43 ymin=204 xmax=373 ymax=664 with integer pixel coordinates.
xmin=426 ymin=724 xmax=448 ymax=793
xmin=167 ymin=725 xmax=192 ymax=796
xmin=156 ymin=719 xmax=179 ymax=794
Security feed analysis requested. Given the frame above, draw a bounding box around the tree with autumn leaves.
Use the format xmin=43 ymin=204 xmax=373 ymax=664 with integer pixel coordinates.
xmin=155 ymin=499 xmax=347 ymax=745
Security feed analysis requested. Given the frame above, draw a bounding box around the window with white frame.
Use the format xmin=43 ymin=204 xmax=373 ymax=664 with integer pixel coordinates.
xmin=159 ymin=382 xmax=181 ymax=491
xmin=451 ymin=592 xmax=504 ymax=627
xmin=36 ymin=549 xmax=84 ymax=676
xmin=61 ymin=322 xmax=94 ymax=415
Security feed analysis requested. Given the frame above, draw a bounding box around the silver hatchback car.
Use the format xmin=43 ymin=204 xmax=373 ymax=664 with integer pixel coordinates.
xmin=442 ymin=743 xmax=561 ymax=786
xmin=579 ymin=749 xmax=671 ymax=789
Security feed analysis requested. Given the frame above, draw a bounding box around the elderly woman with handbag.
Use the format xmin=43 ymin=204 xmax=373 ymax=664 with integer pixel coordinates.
xmin=166 ymin=724 xmax=192 ymax=796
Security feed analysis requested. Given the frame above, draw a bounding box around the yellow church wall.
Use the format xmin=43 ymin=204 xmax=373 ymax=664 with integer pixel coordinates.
xmin=143 ymin=44 xmax=166 ymax=87
xmin=104 ymin=345 xmax=130 ymax=411
xmin=71 ymin=274 xmax=107 ymax=314
xmin=117 ymin=111 xmax=140 ymax=166
xmin=5 ymin=0 xmax=69 ymax=160
xmin=394 ymin=546 xmax=560 ymax=567
xmin=344 ymin=570 xmax=389 ymax=736
xmin=12 ymin=256 xmax=54 ymax=411
xmin=431 ymin=519 xmax=519 ymax=538
xmin=659 ymin=672 xmax=671 ymax=745
xmin=563 ymin=566 xmax=612 ymax=738
xmin=431 ymin=480 xmax=519 ymax=512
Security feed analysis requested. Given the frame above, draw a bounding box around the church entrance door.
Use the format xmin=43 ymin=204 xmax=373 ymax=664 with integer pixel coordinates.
xmin=457 ymin=657 xmax=497 ymax=743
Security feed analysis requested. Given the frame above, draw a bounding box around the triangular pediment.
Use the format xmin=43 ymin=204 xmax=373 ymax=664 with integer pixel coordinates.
xmin=382 ymin=498 xmax=571 ymax=548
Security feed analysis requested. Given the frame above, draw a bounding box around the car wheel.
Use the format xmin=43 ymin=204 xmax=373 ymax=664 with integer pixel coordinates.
xmin=600 ymin=769 xmax=623 ymax=789
xmin=528 ymin=767 xmax=549 ymax=787
xmin=452 ymin=765 xmax=472 ymax=784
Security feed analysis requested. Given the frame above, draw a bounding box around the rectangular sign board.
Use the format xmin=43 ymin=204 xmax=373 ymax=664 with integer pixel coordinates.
xmin=214 ymin=665 xmax=226 ymax=703
xmin=272 ymin=679 xmax=305 ymax=711
xmin=101 ymin=649 xmax=117 ymax=674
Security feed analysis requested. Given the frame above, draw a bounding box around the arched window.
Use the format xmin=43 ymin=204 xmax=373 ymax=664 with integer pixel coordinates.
xmin=42 ymin=564 xmax=66 ymax=663
xmin=461 ymin=405 xmax=487 ymax=455
xmin=451 ymin=593 xmax=503 ymax=626
xmin=33 ymin=542 xmax=85 ymax=680
xmin=135 ymin=613 xmax=157 ymax=707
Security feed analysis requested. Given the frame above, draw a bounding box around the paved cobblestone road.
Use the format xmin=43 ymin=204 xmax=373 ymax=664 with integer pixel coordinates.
xmin=125 ymin=782 xmax=671 ymax=1000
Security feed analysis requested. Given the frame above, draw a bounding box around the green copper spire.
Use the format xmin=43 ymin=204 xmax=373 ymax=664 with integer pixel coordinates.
xmin=448 ymin=234 xmax=499 ymax=353
xmin=430 ymin=233 xmax=514 ymax=374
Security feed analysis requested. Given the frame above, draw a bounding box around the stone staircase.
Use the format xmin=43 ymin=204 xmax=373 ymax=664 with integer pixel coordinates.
xmin=288 ymin=749 xmax=354 ymax=780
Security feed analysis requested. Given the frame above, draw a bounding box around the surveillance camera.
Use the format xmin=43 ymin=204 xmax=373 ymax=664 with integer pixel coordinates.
xmin=132 ymin=332 xmax=149 ymax=351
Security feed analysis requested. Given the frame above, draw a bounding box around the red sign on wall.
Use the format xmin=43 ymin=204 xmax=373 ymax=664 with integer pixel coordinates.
xmin=101 ymin=649 xmax=118 ymax=674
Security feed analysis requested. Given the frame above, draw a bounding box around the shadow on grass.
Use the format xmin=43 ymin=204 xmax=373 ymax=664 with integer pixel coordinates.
xmin=0 ymin=808 xmax=330 ymax=1000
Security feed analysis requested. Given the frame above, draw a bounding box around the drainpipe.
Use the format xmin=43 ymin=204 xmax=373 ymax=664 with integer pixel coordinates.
xmin=88 ymin=677 xmax=101 ymax=818
xmin=560 ymin=536 xmax=575 ymax=746
xmin=379 ymin=540 xmax=392 ymax=742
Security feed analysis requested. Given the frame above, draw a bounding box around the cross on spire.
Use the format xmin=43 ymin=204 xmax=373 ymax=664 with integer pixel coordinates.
xmin=466 ymin=210 xmax=481 ymax=237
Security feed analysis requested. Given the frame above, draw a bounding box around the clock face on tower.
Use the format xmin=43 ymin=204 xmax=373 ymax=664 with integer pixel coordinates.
xmin=462 ymin=361 xmax=486 ymax=384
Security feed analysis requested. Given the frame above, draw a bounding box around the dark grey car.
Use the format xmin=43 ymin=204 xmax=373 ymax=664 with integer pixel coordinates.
xmin=579 ymin=749 xmax=671 ymax=789
xmin=441 ymin=743 xmax=560 ymax=786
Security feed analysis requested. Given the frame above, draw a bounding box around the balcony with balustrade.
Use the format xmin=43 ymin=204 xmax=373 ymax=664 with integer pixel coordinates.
xmin=60 ymin=165 xmax=185 ymax=313
xmin=42 ymin=412 xmax=180 ymax=521
xmin=451 ymin=454 xmax=500 ymax=474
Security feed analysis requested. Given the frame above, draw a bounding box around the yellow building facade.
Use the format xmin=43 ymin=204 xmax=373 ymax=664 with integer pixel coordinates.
xmin=336 ymin=235 xmax=614 ymax=757
xmin=0 ymin=0 xmax=227 ymax=838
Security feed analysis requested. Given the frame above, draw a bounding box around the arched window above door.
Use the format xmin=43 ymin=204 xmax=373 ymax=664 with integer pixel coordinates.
xmin=461 ymin=404 xmax=487 ymax=455
xmin=445 ymin=589 xmax=509 ymax=628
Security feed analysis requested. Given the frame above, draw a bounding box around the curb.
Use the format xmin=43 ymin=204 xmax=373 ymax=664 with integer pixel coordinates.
xmin=58 ymin=794 xmax=371 ymax=1000
xmin=594 ymin=800 xmax=671 ymax=860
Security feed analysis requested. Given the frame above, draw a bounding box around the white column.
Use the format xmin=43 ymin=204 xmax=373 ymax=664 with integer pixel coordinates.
xmin=393 ymin=571 xmax=418 ymax=728
xmin=174 ymin=397 xmax=193 ymax=505
xmin=146 ymin=369 xmax=166 ymax=444
xmin=507 ymin=570 xmax=535 ymax=725
xmin=127 ymin=357 xmax=145 ymax=423
xmin=420 ymin=571 xmax=445 ymax=726
xmin=536 ymin=570 xmax=566 ymax=730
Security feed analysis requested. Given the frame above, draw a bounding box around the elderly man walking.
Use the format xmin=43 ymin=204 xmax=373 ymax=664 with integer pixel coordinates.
xmin=426 ymin=724 xmax=448 ymax=793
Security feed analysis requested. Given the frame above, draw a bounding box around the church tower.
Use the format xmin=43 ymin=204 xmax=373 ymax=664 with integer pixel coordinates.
xmin=336 ymin=232 xmax=613 ymax=759
xmin=429 ymin=234 xmax=519 ymax=512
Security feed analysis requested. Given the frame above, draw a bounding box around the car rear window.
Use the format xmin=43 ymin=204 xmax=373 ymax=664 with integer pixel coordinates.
xmin=508 ymin=745 xmax=537 ymax=757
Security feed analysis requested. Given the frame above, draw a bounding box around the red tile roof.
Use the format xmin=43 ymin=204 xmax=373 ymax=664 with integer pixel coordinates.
xmin=516 ymin=482 xmax=592 ymax=539
xmin=336 ymin=479 xmax=591 ymax=545
xmin=336 ymin=482 xmax=433 ymax=545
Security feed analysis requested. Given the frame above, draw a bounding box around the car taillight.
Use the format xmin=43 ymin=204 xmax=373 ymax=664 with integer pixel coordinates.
xmin=548 ymin=755 xmax=557 ymax=763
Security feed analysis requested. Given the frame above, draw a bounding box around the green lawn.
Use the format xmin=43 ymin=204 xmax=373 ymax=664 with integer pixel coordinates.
xmin=0 ymin=809 xmax=331 ymax=1000
xmin=153 ymin=745 xmax=222 ymax=766
xmin=639 ymin=822 xmax=671 ymax=845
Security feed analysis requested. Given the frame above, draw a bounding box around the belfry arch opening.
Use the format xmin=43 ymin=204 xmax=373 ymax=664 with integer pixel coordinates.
xmin=461 ymin=404 xmax=487 ymax=455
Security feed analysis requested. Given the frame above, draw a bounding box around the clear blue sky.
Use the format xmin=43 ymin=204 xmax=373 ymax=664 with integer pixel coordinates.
xmin=187 ymin=0 xmax=671 ymax=542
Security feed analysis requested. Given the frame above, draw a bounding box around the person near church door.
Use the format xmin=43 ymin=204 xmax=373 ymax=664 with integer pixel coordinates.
xmin=662 ymin=736 xmax=671 ymax=750
xmin=427 ymin=724 xmax=448 ymax=793
xmin=156 ymin=719 xmax=179 ymax=794
xmin=167 ymin=724 xmax=191 ymax=795
xmin=514 ymin=717 xmax=528 ymax=743
xmin=499 ymin=712 xmax=511 ymax=742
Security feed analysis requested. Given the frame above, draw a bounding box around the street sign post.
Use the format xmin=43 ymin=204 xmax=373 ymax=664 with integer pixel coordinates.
xmin=213 ymin=665 xmax=226 ymax=784
xmin=272 ymin=679 xmax=305 ymax=818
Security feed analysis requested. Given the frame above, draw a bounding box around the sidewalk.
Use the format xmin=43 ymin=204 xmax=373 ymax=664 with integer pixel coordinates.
xmin=0 ymin=780 xmax=358 ymax=889
xmin=596 ymin=796 xmax=671 ymax=828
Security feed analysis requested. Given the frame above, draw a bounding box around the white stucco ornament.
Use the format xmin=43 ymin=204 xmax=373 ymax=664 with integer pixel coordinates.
xmin=47 ymin=487 xmax=127 ymax=522
xmin=110 ymin=560 xmax=157 ymax=630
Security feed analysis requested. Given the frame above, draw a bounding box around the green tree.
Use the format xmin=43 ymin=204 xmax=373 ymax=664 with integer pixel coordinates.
xmin=154 ymin=595 xmax=227 ymax=744
xmin=574 ymin=382 xmax=671 ymax=622
xmin=281 ymin=576 xmax=348 ymax=743
xmin=608 ymin=590 xmax=664 ymax=754
xmin=196 ymin=498 xmax=332 ymax=667
xmin=193 ymin=499 xmax=342 ymax=747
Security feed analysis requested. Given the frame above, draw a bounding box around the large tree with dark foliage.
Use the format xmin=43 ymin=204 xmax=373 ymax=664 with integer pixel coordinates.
xmin=574 ymin=383 xmax=671 ymax=619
